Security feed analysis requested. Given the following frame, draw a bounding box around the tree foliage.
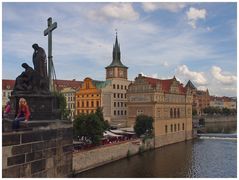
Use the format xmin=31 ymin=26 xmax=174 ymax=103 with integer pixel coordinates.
xmin=73 ymin=108 xmax=109 ymax=145
xmin=73 ymin=113 xmax=105 ymax=145
xmin=95 ymin=107 xmax=110 ymax=130
xmin=52 ymin=91 xmax=70 ymax=120
xmin=134 ymin=115 xmax=153 ymax=137
xmin=203 ymin=106 xmax=236 ymax=116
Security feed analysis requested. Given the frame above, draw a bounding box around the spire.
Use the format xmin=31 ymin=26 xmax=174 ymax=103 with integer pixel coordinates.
xmin=106 ymin=32 xmax=128 ymax=69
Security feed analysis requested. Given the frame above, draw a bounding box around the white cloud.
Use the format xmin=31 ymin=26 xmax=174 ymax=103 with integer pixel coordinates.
xmin=186 ymin=7 xmax=207 ymax=28
xmin=88 ymin=3 xmax=139 ymax=22
xmin=211 ymin=66 xmax=237 ymax=85
xmin=142 ymin=2 xmax=186 ymax=13
xmin=176 ymin=65 xmax=207 ymax=85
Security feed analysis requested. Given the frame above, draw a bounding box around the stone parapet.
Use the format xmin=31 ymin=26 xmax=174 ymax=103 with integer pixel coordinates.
xmin=2 ymin=121 xmax=73 ymax=178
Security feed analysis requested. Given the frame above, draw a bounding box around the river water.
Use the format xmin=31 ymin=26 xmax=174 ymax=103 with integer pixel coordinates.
xmin=77 ymin=121 xmax=237 ymax=178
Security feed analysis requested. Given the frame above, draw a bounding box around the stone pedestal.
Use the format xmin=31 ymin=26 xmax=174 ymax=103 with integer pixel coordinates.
xmin=10 ymin=94 xmax=61 ymax=120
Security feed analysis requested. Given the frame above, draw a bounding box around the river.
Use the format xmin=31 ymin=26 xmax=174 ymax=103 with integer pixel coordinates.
xmin=76 ymin=121 xmax=237 ymax=178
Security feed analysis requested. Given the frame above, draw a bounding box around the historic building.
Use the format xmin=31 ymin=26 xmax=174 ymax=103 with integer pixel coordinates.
xmin=75 ymin=77 xmax=105 ymax=115
xmin=127 ymin=74 xmax=193 ymax=148
xmin=104 ymin=33 xmax=131 ymax=127
xmin=210 ymin=96 xmax=236 ymax=109
xmin=2 ymin=79 xmax=15 ymax=107
xmin=185 ymin=80 xmax=210 ymax=115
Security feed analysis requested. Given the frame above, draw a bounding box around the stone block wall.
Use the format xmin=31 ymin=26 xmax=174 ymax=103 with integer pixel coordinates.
xmin=154 ymin=131 xmax=192 ymax=148
xmin=73 ymin=138 xmax=154 ymax=174
xmin=2 ymin=121 xmax=73 ymax=178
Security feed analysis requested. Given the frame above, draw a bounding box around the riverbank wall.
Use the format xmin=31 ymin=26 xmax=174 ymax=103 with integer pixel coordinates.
xmin=73 ymin=138 xmax=154 ymax=174
xmin=193 ymin=115 xmax=236 ymax=123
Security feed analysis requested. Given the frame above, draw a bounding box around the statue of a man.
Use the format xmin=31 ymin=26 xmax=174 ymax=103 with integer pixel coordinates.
xmin=32 ymin=44 xmax=47 ymax=78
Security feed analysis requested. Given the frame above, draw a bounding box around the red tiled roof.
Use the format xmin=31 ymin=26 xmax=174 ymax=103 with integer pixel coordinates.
xmin=2 ymin=79 xmax=83 ymax=91
xmin=143 ymin=76 xmax=186 ymax=94
xmin=2 ymin=79 xmax=15 ymax=90
xmin=54 ymin=79 xmax=83 ymax=91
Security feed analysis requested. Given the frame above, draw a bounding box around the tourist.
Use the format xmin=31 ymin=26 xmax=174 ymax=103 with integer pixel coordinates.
xmin=3 ymin=101 xmax=11 ymax=118
xmin=12 ymin=98 xmax=30 ymax=130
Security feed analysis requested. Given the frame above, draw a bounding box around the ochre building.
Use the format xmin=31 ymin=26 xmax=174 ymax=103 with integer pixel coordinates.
xmin=75 ymin=77 xmax=102 ymax=115
xmin=127 ymin=74 xmax=193 ymax=148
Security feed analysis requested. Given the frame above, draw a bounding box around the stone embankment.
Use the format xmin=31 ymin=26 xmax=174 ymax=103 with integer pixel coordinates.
xmin=193 ymin=115 xmax=236 ymax=123
xmin=73 ymin=138 xmax=154 ymax=174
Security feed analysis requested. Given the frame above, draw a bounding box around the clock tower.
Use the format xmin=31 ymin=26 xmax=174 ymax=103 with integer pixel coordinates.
xmin=105 ymin=33 xmax=128 ymax=80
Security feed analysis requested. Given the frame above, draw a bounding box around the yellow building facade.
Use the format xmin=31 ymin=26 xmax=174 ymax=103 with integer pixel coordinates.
xmin=75 ymin=77 xmax=101 ymax=115
xmin=127 ymin=74 xmax=193 ymax=148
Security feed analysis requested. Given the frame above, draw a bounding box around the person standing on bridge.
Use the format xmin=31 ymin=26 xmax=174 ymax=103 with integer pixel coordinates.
xmin=12 ymin=98 xmax=31 ymax=130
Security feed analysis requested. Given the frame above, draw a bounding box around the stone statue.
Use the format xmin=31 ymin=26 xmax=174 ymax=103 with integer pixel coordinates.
xmin=13 ymin=63 xmax=34 ymax=92
xmin=32 ymin=43 xmax=47 ymax=78
xmin=13 ymin=62 xmax=49 ymax=95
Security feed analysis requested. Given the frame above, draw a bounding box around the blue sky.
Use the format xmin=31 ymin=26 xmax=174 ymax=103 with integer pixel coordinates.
xmin=2 ymin=2 xmax=237 ymax=97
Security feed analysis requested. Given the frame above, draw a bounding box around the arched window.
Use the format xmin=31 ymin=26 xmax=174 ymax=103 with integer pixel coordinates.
xmin=182 ymin=123 xmax=185 ymax=130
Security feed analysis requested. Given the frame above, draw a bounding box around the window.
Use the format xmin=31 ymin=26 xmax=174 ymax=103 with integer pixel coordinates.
xmin=174 ymin=108 xmax=176 ymax=118
xmin=165 ymin=125 xmax=168 ymax=133
xmin=96 ymin=101 xmax=99 ymax=107
xmin=182 ymin=123 xmax=185 ymax=130
xmin=113 ymin=84 xmax=115 ymax=89
xmin=114 ymin=110 xmax=116 ymax=115
xmin=114 ymin=93 xmax=116 ymax=98
xmin=114 ymin=102 xmax=116 ymax=107
xmin=117 ymin=85 xmax=119 ymax=89
xmin=121 ymin=85 xmax=123 ymax=89
xmin=118 ymin=94 xmax=120 ymax=98
xmin=86 ymin=101 xmax=89 ymax=107
xmin=171 ymin=124 xmax=173 ymax=132
xmin=174 ymin=124 xmax=176 ymax=132
xmin=177 ymin=108 xmax=180 ymax=118
xmin=121 ymin=102 xmax=123 ymax=107
xmin=121 ymin=110 xmax=123 ymax=115
xmin=121 ymin=94 xmax=123 ymax=98
xmin=137 ymin=110 xmax=143 ymax=115
xmin=91 ymin=101 xmax=94 ymax=107
xmin=125 ymin=94 xmax=127 ymax=99
xmin=118 ymin=102 xmax=120 ymax=107
xmin=118 ymin=110 xmax=120 ymax=115
xmin=170 ymin=108 xmax=173 ymax=118
xmin=178 ymin=123 xmax=180 ymax=131
xmin=125 ymin=86 xmax=127 ymax=90
xmin=125 ymin=110 xmax=127 ymax=115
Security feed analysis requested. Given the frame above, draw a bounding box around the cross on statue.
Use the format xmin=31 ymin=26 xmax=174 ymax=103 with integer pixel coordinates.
xmin=44 ymin=17 xmax=57 ymax=92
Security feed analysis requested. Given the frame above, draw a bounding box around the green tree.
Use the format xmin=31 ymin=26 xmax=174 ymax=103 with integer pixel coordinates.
xmin=95 ymin=107 xmax=110 ymax=130
xmin=73 ymin=113 xmax=105 ymax=145
xmin=222 ymin=107 xmax=231 ymax=116
xmin=134 ymin=115 xmax=153 ymax=137
xmin=53 ymin=91 xmax=70 ymax=120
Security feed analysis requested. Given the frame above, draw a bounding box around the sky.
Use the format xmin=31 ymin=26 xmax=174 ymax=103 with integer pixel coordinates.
xmin=2 ymin=2 xmax=237 ymax=97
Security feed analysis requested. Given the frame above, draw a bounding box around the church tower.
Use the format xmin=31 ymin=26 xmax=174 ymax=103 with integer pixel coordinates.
xmin=105 ymin=33 xmax=128 ymax=80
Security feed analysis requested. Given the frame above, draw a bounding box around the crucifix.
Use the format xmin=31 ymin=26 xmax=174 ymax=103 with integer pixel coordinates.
xmin=44 ymin=17 xmax=57 ymax=92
